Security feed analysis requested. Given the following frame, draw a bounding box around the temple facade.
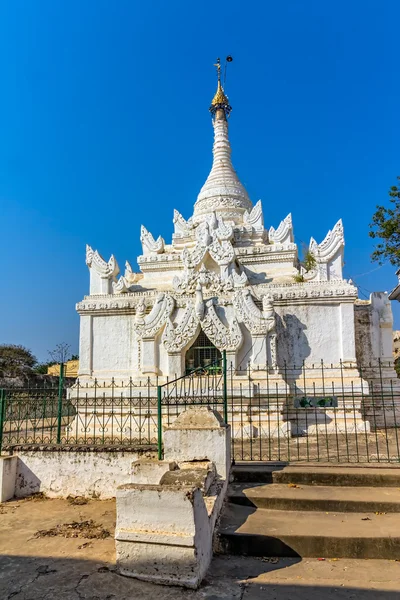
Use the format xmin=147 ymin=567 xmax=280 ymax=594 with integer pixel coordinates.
xmin=76 ymin=67 xmax=395 ymax=400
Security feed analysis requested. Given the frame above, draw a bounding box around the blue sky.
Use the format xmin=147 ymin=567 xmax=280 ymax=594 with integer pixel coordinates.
xmin=0 ymin=0 xmax=399 ymax=362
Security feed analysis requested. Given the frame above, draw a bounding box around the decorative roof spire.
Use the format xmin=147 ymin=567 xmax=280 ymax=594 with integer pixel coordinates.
xmin=193 ymin=57 xmax=252 ymax=225
xmin=210 ymin=57 xmax=232 ymax=117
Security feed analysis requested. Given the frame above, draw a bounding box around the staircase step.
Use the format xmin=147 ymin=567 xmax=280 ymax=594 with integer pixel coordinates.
xmin=231 ymin=463 xmax=400 ymax=487
xmin=228 ymin=483 xmax=400 ymax=513
xmin=216 ymin=503 xmax=400 ymax=559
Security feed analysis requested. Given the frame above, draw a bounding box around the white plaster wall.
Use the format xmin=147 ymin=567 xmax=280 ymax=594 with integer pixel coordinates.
xmin=14 ymin=450 xmax=157 ymax=499
xmin=92 ymin=315 xmax=135 ymax=375
xmin=275 ymin=303 xmax=342 ymax=365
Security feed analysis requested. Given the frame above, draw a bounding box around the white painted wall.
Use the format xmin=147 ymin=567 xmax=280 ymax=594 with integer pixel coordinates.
xmin=92 ymin=315 xmax=135 ymax=374
xmin=13 ymin=449 xmax=157 ymax=499
xmin=275 ymin=303 xmax=342 ymax=365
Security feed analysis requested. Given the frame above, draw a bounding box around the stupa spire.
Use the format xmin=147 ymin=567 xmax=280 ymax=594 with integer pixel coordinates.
xmin=193 ymin=57 xmax=252 ymax=225
xmin=210 ymin=57 xmax=231 ymax=117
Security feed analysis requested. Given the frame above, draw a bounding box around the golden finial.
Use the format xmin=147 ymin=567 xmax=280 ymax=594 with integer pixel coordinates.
xmin=210 ymin=56 xmax=232 ymax=116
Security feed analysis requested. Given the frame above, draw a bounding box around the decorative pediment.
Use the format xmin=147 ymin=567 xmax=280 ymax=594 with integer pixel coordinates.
xmin=86 ymin=245 xmax=119 ymax=279
xmin=173 ymin=260 xmax=248 ymax=295
xmin=133 ymin=292 xmax=175 ymax=339
xmin=208 ymin=239 xmax=235 ymax=266
xmin=181 ymin=244 xmax=207 ymax=269
xmin=269 ymin=214 xmax=293 ymax=246
xmin=243 ymin=200 xmax=264 ymax=230
xmin=233 ymin=289 xmax=275 ymax=335
xmin=180 ymin=213 xmax=236 ymax=271
xmin=140 ymin=225 xmax=165 ymax=255
xmin=201 ymin=301 xmax=243 ymax=351
xmin=161 ymin=290 xmax=244 ymax=353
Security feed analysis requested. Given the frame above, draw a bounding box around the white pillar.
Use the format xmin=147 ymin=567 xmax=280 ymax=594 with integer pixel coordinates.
xmin=250 ymin=335 xmax=268 ymax=370
xmin=167 ymin=352 xmax=184 ymax=379
xmin=78 ymin=315 xmax=93 ymax=377
xmin=339 ymin=302 xmax=357 ymax=363
xmin=0 ymin=456 xmax=17 ymax=503
xmin=141 ymin=338 xmax=159 ymax=375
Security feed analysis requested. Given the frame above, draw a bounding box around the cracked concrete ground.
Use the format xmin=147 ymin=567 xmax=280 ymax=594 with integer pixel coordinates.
xmin=0 ymin=497 xmax=400 ymax=599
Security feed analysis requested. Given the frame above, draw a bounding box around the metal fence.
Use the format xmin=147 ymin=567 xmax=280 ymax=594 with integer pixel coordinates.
xmin=1 ymin=358 xmax=400 ymax=464
xmin=0 ymin=377 xmax=158 ymax=451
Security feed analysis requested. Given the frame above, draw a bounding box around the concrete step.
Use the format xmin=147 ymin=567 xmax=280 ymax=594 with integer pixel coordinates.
xmin=232 ymin=463 xmax=400 ymax=487
xmin=216 ymin=503 xmax=400 ymax=559
xmin=228 ymin=483 xmax=400 ymax=513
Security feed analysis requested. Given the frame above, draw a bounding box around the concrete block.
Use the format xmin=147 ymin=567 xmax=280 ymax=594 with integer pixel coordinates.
xmin=164 ymin=407 xmax=231 ymax=479
xmin=0 ymin=456 xmax=17 ymax=502
xmin=160 ymin=465 xmax=215 ymax=493
xmin=131 ymin=459 xmax=178 ymax=484
xmin=115 ymin=484 xmax=212 ymax=588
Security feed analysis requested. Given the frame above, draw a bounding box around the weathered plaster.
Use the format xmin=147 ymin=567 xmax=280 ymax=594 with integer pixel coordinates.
xmin=13 ymin=449 xmax=156 ymax=499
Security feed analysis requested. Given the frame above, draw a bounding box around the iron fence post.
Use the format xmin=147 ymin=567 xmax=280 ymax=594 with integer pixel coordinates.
xmin=157 ymin=385 xmax=162 ymax=460
xmin=0 ymin=389 xmax=5 ymax=454
xmin=223 ymin=350 xmax=228 ymax=424
xmin=56 ymin=362 xmax=64 ymax=444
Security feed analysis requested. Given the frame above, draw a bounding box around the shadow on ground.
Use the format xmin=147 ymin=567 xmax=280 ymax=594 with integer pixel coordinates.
xmin=1 ymin=554 xmax=400 ymax=600
xmin=0 ymin=497 xmax=399 ymax=599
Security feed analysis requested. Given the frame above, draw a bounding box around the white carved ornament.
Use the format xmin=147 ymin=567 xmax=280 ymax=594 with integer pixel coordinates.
xmin=233 ymin=289 xmax=275 ymax=335
xmin=140 ymin=225 xmax=165 ymax=255
xmin=113 ymin=261 xmax=142 ymax=293
xmin=133 ymin=292 xmax=175 ymax=339
xmin=86 ymin=245 xmax=120 ymax=279
xmin=162 ymin=301 xmax=199 ymax=353
xmin=243 ymin=200 xmax=264 ymax=230
xmin=162 ymin=284 xmax=243 ymax=353
xmin=309 ymin=219 xmax=344 ymax=262
xmin=173 ymin=209 xmax=194 ymax=237
xmin=201 ymin=301 xmax=243 ymax=351
xmin=173 ymin=261 xmax=248 ymax=295
xmin=181 ymin=213 xmax=235 ymax=270
xmin=269 ymin=214 xmax=293 ymax=246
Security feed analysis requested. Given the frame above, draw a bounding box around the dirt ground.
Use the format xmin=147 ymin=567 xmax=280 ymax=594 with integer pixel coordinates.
xmin=0 ymin=497 xmax=399 ymax=599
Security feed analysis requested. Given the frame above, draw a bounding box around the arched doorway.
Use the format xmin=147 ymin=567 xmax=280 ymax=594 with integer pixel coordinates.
xmin=185 ymin=330 xmax=222 ymax=374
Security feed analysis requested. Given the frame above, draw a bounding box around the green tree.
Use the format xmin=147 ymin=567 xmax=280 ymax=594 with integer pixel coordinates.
xmin=32 ymin=361 xmax=57 ymax=375
xmin=0 ymin=344 xmax=37 ymax=377
xmin=369 ymin=177 xmax=400 ymax=266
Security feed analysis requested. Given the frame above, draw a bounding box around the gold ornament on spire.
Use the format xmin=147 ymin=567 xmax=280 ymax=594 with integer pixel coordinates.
xmin=210 ymin=56 xmax=232 ymax=116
